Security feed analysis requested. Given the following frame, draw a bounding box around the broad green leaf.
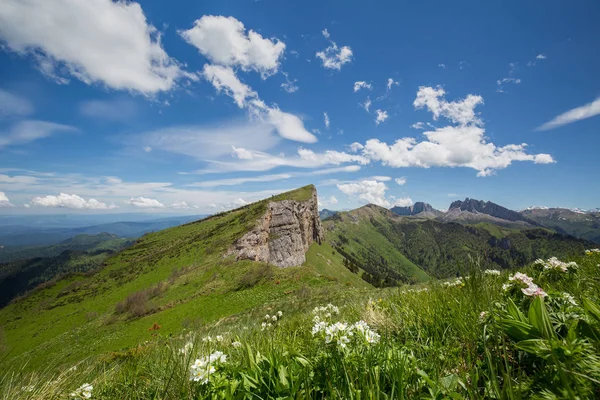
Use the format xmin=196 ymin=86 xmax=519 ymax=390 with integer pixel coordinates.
xmin=516 ymin=339 xmax=551 ymax=357
xmin=497 ymin=319 xmax=541 ymax=341
xmin=582 ymin=297 xmax=600 ymax=324
xmin=528 ymin=297 xmax=556 ymax=339
xmin=507 ymin=298 xmax=528 ymax=323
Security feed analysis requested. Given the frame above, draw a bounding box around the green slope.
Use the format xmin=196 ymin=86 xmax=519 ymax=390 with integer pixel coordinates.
xmin=0 ymin=185 xmax=369 ymax=370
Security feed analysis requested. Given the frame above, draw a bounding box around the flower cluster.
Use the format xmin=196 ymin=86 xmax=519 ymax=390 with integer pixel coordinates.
xmin=534 ymin=257 xmax=578 ymax=273
xmin=70 ymin=383 xmax=93 ymax=399
xmin=312 ymin=319 xmax=380 ymax=349
xmin=442 ymin=277 xmax=464 ymax=288
xmin=585 ymin=248 xmax=600 ymax=255
xmin=202 ymin=335 xmax=224 ymax=343
xmin=484 ymin=269 xmax=501 ymax=276
xmin=261 ymin=311 xmax=283 ymax=330
xmin=190 ymin=351 xmax=227 ymax=384
xmin=562 ymin=292 xmax=578 ymax=306
xmin=504 ymin=272 xmax=547 ymax=298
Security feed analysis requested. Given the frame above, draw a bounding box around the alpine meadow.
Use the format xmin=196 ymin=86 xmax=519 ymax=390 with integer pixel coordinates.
xmin=1 ymin=0 xmax=600 ymax=399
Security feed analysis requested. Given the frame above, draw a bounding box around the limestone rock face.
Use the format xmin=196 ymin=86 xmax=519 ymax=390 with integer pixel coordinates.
xmin=227 ymin=188 xmax=324 ymax=267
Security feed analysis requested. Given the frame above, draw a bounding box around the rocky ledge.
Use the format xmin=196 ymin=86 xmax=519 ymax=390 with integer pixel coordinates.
xmin=226 ymin=187 xmax=324 ymax=267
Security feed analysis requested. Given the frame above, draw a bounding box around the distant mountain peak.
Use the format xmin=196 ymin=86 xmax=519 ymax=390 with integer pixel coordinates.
xmin=390 ymin=202 xmax=441 ymax=217
xmin=448 ymin=198 xmax=535 ymax=224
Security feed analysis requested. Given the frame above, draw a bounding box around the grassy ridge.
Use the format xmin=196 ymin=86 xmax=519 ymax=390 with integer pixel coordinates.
xmin=2 ymin=252 xmax=599 ymax=399
xmin=0 ymin=185 xmax=355 ymax=371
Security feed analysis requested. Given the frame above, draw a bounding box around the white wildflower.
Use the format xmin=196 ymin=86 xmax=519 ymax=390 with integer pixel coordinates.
xmin=479 ymin=311 xmax=487 ymax=321
xmin=484 ymin=269 xmax=501 ymax=276
xmin=215 ymin=335 xmax=224 ymax=343
xmin=509 ymin=272 xmax=534 ymax=286
xmin=190 ymin=351 xmax=227 ymax=384
xmin=232 ymin=341 xmax=242 ymax=348
xmin=364 ymin=329 xmax=380 ymax=344
xmin=585 ymin=248 xmax=600 ymax=255
xmin=179 ymin=342 xmax=193 ymax=354
xmin=521 ymin=283 xmax=547 ymax=298
xmin=71 ymin=383 xmax=93 ymax=399
xmin=562 ymin=292 xmax=578 ymax=306
xmin=277 ymin=310 xmax=283 ymax=317
xmin=271 ymin=315 xmax=278 ymax=322
xmin=337 ymin=335 xmax=350 ymax=348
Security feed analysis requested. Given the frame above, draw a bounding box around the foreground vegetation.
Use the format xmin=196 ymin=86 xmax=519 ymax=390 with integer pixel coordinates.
xmin=2 ymin=251 xmax=599 ymax=399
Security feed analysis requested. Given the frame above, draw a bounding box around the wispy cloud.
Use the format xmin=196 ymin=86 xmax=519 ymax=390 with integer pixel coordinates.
xmin=537 ymin=97 xmax=600 ymax=131
xmin=0 ymin=120 xmax=78 ymax=149
xmin=0 ymin=89 xmax=33 ymax=118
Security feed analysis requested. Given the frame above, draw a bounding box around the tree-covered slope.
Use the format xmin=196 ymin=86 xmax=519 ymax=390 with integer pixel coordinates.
xmin=325 ymin=204 xmax=593 ymax=279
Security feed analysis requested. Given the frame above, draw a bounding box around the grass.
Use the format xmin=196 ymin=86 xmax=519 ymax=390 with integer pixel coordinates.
xmin=1 ymin=252 xmax=598 ymax=399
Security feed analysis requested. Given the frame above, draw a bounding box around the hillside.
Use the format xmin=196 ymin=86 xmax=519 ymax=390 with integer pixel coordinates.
xmin=521 ymin=207 xmax=600 ymax=242
xmin=325 ymin=204 xmax=592 ymax=279
xmin=0 ymin=185 xmax=370 ymax=370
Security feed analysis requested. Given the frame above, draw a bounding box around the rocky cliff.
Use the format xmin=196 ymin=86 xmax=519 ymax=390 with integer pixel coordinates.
xmin=449 ymin=198 xmax=537 ymax=224
xmin=227 ymin=187 xmax=324 ymax=267
xmin=391 ymin=202 xmax=441 ymax=217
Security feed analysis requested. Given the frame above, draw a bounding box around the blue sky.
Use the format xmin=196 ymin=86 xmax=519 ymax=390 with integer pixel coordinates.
xmin=1 ymin=0 xmax=599 ymax=214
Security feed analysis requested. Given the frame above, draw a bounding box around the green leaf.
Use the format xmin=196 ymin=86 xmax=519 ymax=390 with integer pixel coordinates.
xmin=528 ymin=297 xmax=556 ymax=339
xmin=507 ymin=298 xmax=528 ymax=323
xmin=582 ymin=297 xmax=600 ymax=324
xmin=516 ymin=339 xmax=551 ymax=357
xmin=278 ymin=365 xmax=289 ymax=387
xmin=497 ymin=319 xmax=541 ymax=341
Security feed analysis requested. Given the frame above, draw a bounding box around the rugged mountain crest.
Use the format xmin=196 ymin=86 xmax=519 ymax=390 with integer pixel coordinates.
xmin=391 ymin=202 xmax=440 ymax=217
xmin=449 ymin=198 xmax=536 ymax=224
xmin=227 ymin=186 xmax=324 ymax=267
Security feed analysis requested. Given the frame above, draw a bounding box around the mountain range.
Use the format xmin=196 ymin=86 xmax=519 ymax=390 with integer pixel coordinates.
xmin=390 ymin=198 xmax=599 ymax=242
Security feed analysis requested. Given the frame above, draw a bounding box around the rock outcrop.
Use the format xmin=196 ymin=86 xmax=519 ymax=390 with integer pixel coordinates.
xmin=227 ymin=187 xmax=324 ymax=267
xmin=448 ymin=198 xmax=537 ymax=225
xmin=391 ymin=202 xmax=441 ymax=218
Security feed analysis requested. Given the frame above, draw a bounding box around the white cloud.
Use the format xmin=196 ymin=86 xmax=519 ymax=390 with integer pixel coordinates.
xmin=0 ymin=0 xmax=191 ymax=94
xmin=337 ymin=179 xmax=391 ymax=207
xmin=318 ymin=195 xmax=338 ymax=208
xmin=201 ymin=64 xmax=317 ymax=143
xmin=348 ymin=142 xmax=364 ymax=152
xmin=411 ymin=122 xmax=426 ymax=129
xmin=375 ymin=109 xmax=388 ymax=125
xmin=324 ymin=112 xmax=330 ymax=129
xmin=360 ymin=97 xmax=372 ymax=112
xmin=316 ymin=35 xmax=353 ymax=70
xmin=393 ymin=197 xmax=413 ymax=207
xmin=414 ymin=86 xmax=483 ymax=126
xmin=395 ymin=177 xmax=407 ymax=185
xmin=353 ymin=81 xmax=372 ymax=92
xmin=171 ymin=201 xmax=193 ymax=209
xmin=536 ymin=97 xmax=600 ymax=131
xmin=31 ymin=193 xmax=117 ymax=209
xmin=321 ymin=29 xmax=330 ymax=39
xmin=386 ymin=78 xmax=399 ymax=90
xmin=126 ymin=196 xmax=165 ymax=208
xmin=0 ymin=191 xmax=13 ymax=207
xmin=281 ymin=73 xmax=299 ymax=93
xmin=369 ymin=176 xmax=392 ymax=181
xmin=496 ymin=62 xmax=521 ymax=92
xmin=180 ymin=15 xmax=285 ymax=78
xmin=188 ymin=173 xmax=292 ymax=188
xmin=0 ymin=120 xmax=77 ymax=148
xmin=80 ymin=98 xmax=138 ymax=121
xmin=136 ymin=121 xmax=280 ymax=160
xmin=438 ymin=63 xmax=446 ymax=69
xmin=306 ymin=165 xmax=362 ymax=175
xmin=0 ymin=89 xmax=33 ymax=117
xmin=536 ymin=54 xmax=547 ymax=60
xmin=349 ymin=87 xmax=555 ymax=176
xmin=202 ymin=147 xmax=369 ymax=173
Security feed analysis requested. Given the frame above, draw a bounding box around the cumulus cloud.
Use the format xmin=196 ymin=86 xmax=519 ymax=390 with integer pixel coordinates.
xmin=0 ymin=0 xmax=192 ymax=94
xmin=201 ymin=64 xmax=316 ymax=143
xmin=395 ymin=177 xmax=407 ymax=185
xmin=318 ymin=195 xmax=338 ymax=208
xmin=337 ymin=179 xmax=391 ymax=207
xmin=0 ymin=89 xmax=33 ymax=118
xmin=324 ymin=112 xmax=330 ymax=129
xmin=393 ymin=197 xmax=413 ymax=207
xmin=375 ymin=109 xmax=388 ymax=125
xmin=0 ymin=120 xmax=77 ymax=148
xmin=349 ymin=87 xmax=555 ymax=176
xmin=414 ymin=86 xmax=483 ymax=126
xmin=31 ymin=193 xmax=117 ymax=209
xmin=281 ymin=73 xmax=299 ymax=93
xmin=0 ymin=191 xmax=13 ymax=207
xmin=171 ymin=201 xmax=194 ymax=209
xmin=126 ymin=196 xmax=165 ymax=208
xmin=316 ymin=32 xmax=353 ymax=70
xmin=353 ymin=81 xmax=372 ymax=92
xmin=411 ymin=122 xmax=426 ymax=129
xmin=537 ymin=97 xmax=600 ymax=131
xmin=180 ymin=15 xmax=285 ymax=78
xmin=321 ymin=29 xmax=330 ymax=39
xmin=536 ymin=54 xmax=547 ymax=60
